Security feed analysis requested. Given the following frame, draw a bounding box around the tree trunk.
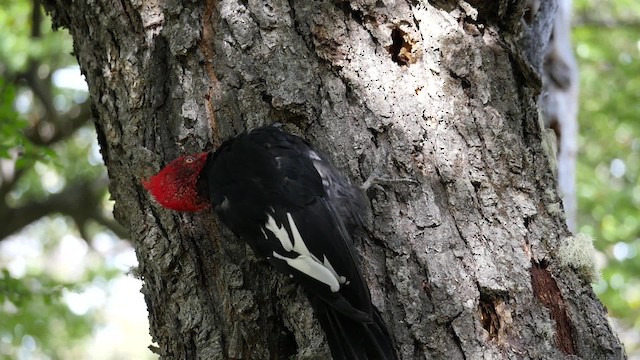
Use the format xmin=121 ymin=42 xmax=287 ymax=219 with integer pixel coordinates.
xmin=43 ymin=0 xmax=625 ymax=359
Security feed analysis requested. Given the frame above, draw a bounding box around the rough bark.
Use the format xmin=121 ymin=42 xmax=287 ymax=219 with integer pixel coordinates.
xmin=43 ymin=0 xmax=625 ymax=359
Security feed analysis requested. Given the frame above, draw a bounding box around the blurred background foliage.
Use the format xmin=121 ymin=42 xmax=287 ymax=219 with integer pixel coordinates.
xmin=0 ymin=0 xmax=152 ymax=359
xmin=0 ymin=0 xmax=638 ymax=358
xmin=574 ymin=0 xmax=640 ymax=354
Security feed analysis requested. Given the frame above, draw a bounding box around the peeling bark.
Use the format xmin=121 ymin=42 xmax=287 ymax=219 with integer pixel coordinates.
xmin=43 ymin=0 xmax=625 ymax=359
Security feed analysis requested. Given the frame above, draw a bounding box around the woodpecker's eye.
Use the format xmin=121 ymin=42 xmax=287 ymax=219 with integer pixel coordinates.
xmin=184 ymin=156 xmax=195 ymax=164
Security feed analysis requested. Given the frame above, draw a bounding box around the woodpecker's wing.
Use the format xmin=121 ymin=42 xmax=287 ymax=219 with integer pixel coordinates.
xmin=306 ymin=147 xmax=367 ymax=230
xmin=264 ymin=199 xmax=373 ymax=320
xmin=202 ymin=126 xmax=373 ymax=321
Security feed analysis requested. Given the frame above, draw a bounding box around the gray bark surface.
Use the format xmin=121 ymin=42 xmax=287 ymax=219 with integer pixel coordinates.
xmin=43 ymin=0 xmax=625 ymax=359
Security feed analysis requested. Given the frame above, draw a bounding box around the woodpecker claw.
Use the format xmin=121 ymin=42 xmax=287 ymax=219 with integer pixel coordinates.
xmin=360 ymin=146 xmax=418 ymax=191
xmin=360 ymin=174 xmax=418 ymax=192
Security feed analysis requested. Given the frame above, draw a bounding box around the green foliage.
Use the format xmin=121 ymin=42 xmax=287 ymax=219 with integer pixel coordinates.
xmin=0 ymin=0 xmax=73 ymax=72
xmin=573 ymin=0 xmax=640 ymax=337
xmin=0 ymin=0 xmax=75 ymax=166
xmin=7 ymin=127 xmax=104 ymax=207
xmin=574 ymin=0 xmax=640 ymax=25
xmin=0 ymin=78 xmax=57 ymax=169
xmin=0 ymin=269 xmax=92 ymax=359
xmin=0 ymin=1 xmax=122 ymax=358
xmin=0 ymin=80 xmax=24 ymax=156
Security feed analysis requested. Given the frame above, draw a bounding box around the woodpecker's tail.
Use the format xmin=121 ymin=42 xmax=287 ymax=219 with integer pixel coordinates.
xmin=310 ymin=298 xmax=398 ymax=360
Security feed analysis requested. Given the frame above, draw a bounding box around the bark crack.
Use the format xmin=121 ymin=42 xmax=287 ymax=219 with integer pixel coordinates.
xmin=199 ymin=0 xmax=221 ymax=146
xmin=448 ymin=318 xmax=468 ymax=360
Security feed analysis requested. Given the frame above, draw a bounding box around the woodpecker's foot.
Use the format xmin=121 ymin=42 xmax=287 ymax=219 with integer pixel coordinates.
xmin=360 ymin=174 xmax=418 ymax=192
xmin=360 ymin=146 xmax=418 ymax=191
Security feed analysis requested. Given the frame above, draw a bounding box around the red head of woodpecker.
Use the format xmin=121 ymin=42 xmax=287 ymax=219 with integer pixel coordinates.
xmin=143 ymin=152 xmax=210 ymax=212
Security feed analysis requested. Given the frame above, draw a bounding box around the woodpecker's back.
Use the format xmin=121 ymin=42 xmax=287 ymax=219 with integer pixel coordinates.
xmin=200 ymin=126 xmax=397 ymax=360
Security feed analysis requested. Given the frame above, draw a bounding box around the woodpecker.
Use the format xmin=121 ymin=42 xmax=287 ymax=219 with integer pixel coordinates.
xmin=143 ymin=125 xmax=397 ymax=360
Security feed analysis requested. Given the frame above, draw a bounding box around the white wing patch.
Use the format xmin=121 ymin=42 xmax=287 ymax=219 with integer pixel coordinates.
xmin=272 ymin=252 xmax=340 ymax=292
xmin=264 ymin=213 xmax=347 ymax=292
xmin=323 ymin=255 xmax=347 ymax=284
xmin=265 ymin=215 xmax=291 ymax=249
xmin=286 ymin=213 xmax=312 ymax=256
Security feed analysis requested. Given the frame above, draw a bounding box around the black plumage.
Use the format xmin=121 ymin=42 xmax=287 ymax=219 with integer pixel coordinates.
xmin=199 ymin=126 xmax=397 ymax=360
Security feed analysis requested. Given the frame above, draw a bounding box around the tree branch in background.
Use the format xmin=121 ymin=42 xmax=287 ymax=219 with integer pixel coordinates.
xmin=0 ymin=176 xmax=127 ymax=241
xmin=20 ymin=0 xmax=92 ymax=147
xmin=24 ymin=100 xmax=91 ymax=146
xmin=0 ymin=167 xmax=26 ymax=204
xmin=0 ymin=0 xmax=124 ymax=244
